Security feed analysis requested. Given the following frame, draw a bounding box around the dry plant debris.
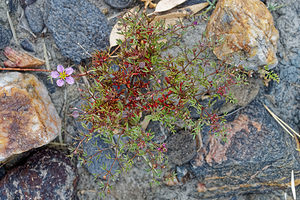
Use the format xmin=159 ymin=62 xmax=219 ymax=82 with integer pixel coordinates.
xmin=4 ymin=47 xmax=45 ymax=68
xmin=155 ymin=0 xmax=187 ymax=12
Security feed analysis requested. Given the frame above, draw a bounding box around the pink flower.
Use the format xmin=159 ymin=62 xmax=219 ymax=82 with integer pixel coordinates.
xmin=158 ymin=143 xmax=167 ymax=152
xmin=51 ymin=65 xmax=74 ymax=87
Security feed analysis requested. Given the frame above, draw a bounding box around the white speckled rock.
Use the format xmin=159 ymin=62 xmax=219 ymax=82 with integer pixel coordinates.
xmin=0 ymin=72 xmax=61 ymax=161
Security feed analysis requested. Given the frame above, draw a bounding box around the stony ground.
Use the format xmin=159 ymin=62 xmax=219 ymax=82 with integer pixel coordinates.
xmin=0 ymin=0 xmax=299 ymax=199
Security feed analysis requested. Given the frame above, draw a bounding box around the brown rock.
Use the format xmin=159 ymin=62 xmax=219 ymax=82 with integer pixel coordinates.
xmin=4 ymin=47 xmax=45 ymax=68
xmin=0 ymin=72 xmax=61 ymax=161
xmin=206 ymin=0 xmax=279 ymax=70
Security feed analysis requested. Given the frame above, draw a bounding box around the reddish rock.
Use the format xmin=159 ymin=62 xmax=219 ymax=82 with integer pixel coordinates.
xmin=0 ymin=72 xmax=61 ymax=161
xmin=206 ymin=0 xmax=279 ymax=70
xmin=0 ymin=148 xmax=77 ymax=200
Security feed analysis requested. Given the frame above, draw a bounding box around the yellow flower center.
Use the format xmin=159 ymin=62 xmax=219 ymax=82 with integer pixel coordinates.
xmin=59 ymin=71 xmax=68 ymax=80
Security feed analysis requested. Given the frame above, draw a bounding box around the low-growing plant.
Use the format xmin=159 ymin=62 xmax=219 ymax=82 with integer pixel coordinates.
xmin=71 ymin=10 xmax=248 ymax=196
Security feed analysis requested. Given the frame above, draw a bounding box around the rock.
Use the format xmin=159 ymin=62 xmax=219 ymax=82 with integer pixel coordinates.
xmin=206 ymin=0 xmax=279 ymax=70
xmin=0 ymin=26 xmax=12 ymax=50
xmin=0 ymin=148 xmax=77 ymax=199
xmin=218 ymin=78 xmax=260 ymax=114
xmin=20 ymin=39 xmax=35 ymax=52
xmin=20 ymin=39 xmax=36 ymax=53
xmin=4 ymin=47 xmax=45 ymax=68
xmin=73 ymin=105 xmax=119 ymax=177
xmin=189 ymin=101 xmax=300 ymax=198
xmin=7 ymin=0 xmax=18 ymax=13
xmin=82 ymin=135 xmax=120 ymax=177
xmin=104 ymin=0 xmax=134 ymax=9
xmin=24 ymin=0 xmax=46 ymax=33
xmin=166 ymin=130 xmax=197 ymax=166
xmin=145 ymin=120 xmax=168 ymax=144
xmin=0 ymin=72 xmax=61 ymax=161
xmin=45 ymin=0 xmax=110 ymax=63
xmin=20 ymin=0 xmax=37 ymax=8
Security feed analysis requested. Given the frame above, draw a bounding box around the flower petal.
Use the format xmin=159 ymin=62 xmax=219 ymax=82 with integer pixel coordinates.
xmin=56 ymin=79 xmax=65 ymax=87
xmin=50 ymin=71 xmax=60 ymax=78
xmin=65 ymin=67 xmax=74 ymax=75
xmin=66 ymin=76 xmax=74 ymax=85
xmin=57 ymin=65 xmax=64 ymax=73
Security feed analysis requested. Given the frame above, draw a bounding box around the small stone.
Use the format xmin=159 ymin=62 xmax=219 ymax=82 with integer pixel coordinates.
xmin=0 ymin=73 xmax=61 ymax=161
xmin=206 ymin=0 xmax=279 ymax=70
xmin=145 ymin=120 xmax=168 ymax=144
xmin=25 ymin=0 xmax=45 ymax=33
xmin=0 ymin=148 xmax=77 ymax=199
xmin=45 ymin=0 xmax=110 ymax=63
xmin=166 ymin=130 xmax=196 ymax=165
xmin=20 ymin=39 xmax=35 ymax=52
xmin=7 ymin=0 xmax=18 ymax=13
xmin=104 ymin=0 xmax=134 ymax=9
xmin=74 ymin=108 xmax=119 ymax=177
xmin=20 ymin=0 xmax=37 ymax=8
xmin=0 ymin=26 xmax=12 ymax=50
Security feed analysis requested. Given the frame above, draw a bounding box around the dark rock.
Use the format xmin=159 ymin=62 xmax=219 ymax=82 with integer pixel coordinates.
xmin=0 ymin=148 xmax=77 ymax=200
xmin=104 ymin=0 xmax=134 ymax=9
xmin=45 ymin=0 xmax=110 ymax=63
xmin=146 ymin=120 xmax=168 ymax=144
xmin=0 ymin=26 xmax=12 ymax=50
xmin=20 ymin=0 xmax=37 ymax=8
xmin=24 ymin=0 xmax=45 ymax=34
xmin=7 ymin=0 xmax=18 ymax=13
xmin=20 ymin=39 xmax=35 ymax=52
xmin=189 ymin=101 xmax=300 ymax=199
xmin=167 ymin=130 xmax=197 ymax=166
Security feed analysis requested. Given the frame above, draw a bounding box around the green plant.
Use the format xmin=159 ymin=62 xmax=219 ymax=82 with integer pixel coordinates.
xmin=71 ymin=11 xmax=247 ymax=196
xmin=258 ymin=65 xmax=280 ymax=86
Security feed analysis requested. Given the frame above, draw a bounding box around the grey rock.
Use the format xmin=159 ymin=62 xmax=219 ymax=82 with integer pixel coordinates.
xmin=20 ymin=0 xmax=37 ymax=8
xmin=7 ymin=0 xmax=18 ymax=13
xmin=0 ymin=26 xmax=12 ymax=49
xmin=24 ymin=0 xmax=45 ymax=33
xmin=20 ymin=39 xmax=35 ymax=52
xmin=73 ymin=101 xmax=119 ymax=177
xmin=104 ymin=0 xmax=134 ymax=9
xmin=82 ymin=135 xmax=120 ymax=177
xmin=0 ymin=148 xmax=77 ymax=200
xmin=167 ymin=130 xmax=197 ymax=166
xmin=45 ymin=0 xmax=110 ymax=63
xmin=145 ymin=120 xmax=168 ymax=144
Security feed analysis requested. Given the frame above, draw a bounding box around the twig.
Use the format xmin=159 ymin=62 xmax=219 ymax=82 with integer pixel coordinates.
xmin=0 ymin=68 xmax=50 ymax=72
xmin=7 ymin=11 xmax=19 ymax=45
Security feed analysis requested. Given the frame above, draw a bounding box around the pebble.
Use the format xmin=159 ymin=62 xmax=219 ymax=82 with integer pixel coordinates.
xmin=20 ymin=38 xmax=35 ymax=52
xmin=24 ymin=0 xmax=45 ymax=33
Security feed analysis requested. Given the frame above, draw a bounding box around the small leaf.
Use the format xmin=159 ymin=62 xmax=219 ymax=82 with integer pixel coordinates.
xmin=155 ymin=0 xmax=187 ymax=13
xmin=4 ymin=47 xmax=45 ymax=68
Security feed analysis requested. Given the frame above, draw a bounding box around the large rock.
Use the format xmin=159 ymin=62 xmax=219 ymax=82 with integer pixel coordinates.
xmin=189 ymin=101 xmax=300 ymax=198
xmin=44 ymin=0 xmax=110 ymax=63
xmin=206 ymin=0 xmax=279 ymax=70
xmin=0 ymin=72 xmax=61 ymax=161
xmin=0 ymin=148 xmax=77 ymax=199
